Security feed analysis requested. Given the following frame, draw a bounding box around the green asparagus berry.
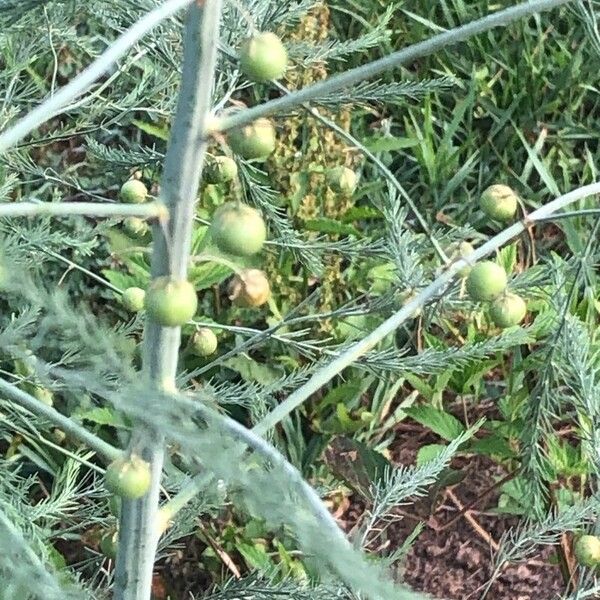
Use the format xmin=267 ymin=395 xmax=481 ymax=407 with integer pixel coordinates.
xmin=210 ymin=202 xmax=266 ymax=256
xmin=489 ymin=292 xmax=527 ymax=328
xmin=123 ymin=217 xmax=149 ymax=239
xmin=120 ymin=180 xmax=148 ymax=204
xmin=327 ymin=166 xmax=358 ymax=196
xmin=121 ymin=287 xmax=146 ymax=313
xmin=575 ymin=535 xmax=600 ymax=568
xmin=105 ymin=454 xmax=151 ymax=500
xmin=145 ymin=277 xmax=197 ymax=327
xmin=465 ymin=261 xmax=507 ymax=302
xmin=100 ymin=530 xmax=119 ymax=559
xmin=191 ymin=328 xmax=218 ymax=357
xmin=228 ymin=118 xmax=276 ymax=161
xmin=480 ymin=184 xmax=518 ymax=222
xmin=239 ymin=32 xmax=288 ymax=82
xmin=205 ymin=156 xmax=238 ymax=184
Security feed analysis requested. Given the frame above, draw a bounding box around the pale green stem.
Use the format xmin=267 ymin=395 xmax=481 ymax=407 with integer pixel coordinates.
xmin=0 ymin=0 xmax=194 ymax=154
xmin=0 ymin=377 xmax=121 ymax=462
xmin=157 ymin=470 xmax=212 ymax=526
xmin=252 ymin=182 xmax=600 ymax=436
xmin=159 ymin=392 xmax=389 ymax=591
xmin=0 ymin=200 xmax=166 ymax=219
xmin=114 ymin=2 xmax=223 ymax=599
xmin=217 ymin=0 xmax=573 ymax=133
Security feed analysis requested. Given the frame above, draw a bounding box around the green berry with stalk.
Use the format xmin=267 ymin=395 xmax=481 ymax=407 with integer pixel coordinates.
xmin=123 ymin=216 xmax=149 ymax=239
xmin=480 ymin=184 xmax=518 ymax=222
xmin=121 ymin=287 xmax=146 ymax=313
xmin=205 ymin=156 xmax=238 ymax=184
xmin=120 ymin=179 xmax=148 ymax=204
xmin=191 ymin=328 xmax=218 ymax=357
xmin=239 ymin=32 xmax=288 ymax=82
xmin=144 ymin=277 xmax=198 ymax=327
xmin=105 ymin=454 xmax=151 ymax=500
xmin=489 ymin=292 xmax=527 ymax=328
xmin=228 ymin=118 xmax=276 ymax=161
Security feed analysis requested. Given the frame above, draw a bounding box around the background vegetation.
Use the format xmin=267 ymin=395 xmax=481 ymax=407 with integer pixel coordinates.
xmin=0 ymin=0 xmax=599 ymax=598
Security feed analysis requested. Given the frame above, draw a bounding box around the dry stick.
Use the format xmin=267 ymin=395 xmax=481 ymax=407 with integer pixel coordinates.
xmin=438 ymin=468 xmax=520 ymax=532
xmin=446 ymin=488 xmax=499 ymax=552
xmin=113 ymin=3 xmax=223 ymax=600
xmin=252 ymin=181 xmax=600 ymax=436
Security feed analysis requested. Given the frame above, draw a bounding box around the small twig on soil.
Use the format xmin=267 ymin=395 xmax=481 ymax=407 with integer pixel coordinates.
xmin=446 ymin=489 xmax=499 ymax=552
xmin=196 ymin=524 xmax=241 ymax=579
xmin=438 ymin=468 xmax=520 ymax=532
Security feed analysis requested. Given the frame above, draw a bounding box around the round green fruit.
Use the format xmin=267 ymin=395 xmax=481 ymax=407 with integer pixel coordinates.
xmin=191 ymin=328 xmax=218 ymax=357
xmin=465 ymin=261 xmax=507 ymax=302
xmin=575 ymin=535 xmax=600 ymax=568
xmin=480 ymin=184 xmax=518 ymax=222
xmin=105 ymin=454 xmax=151 ymax=500
xmin=228 ymin=118 xmax=276 ymax=161
xmin=210 ymin=202 xmax=266 ymax=256
xmin=327 ymin=166 xmax=358 ymax=196
xmin=489 ymin=293 xmax=527 ymax=328
xmin=121 ymin=287 xmax=146 ymax=313
xmin=123 ymin=217 xmax=149 ymax=239
xmin=205 ymin=156 xmax=238 ymax=184
xmin=120 ymin=179 xmax=148 ymax=204
xmin=228 ymin=269 xmax=271 ymax=307
xmin=100 ymin=529 xmax=119 ymax=559
xmin=144 ymin=277 xmax=197 ymax=327
xmin=239 ymin=32 xmax=288 ymax=82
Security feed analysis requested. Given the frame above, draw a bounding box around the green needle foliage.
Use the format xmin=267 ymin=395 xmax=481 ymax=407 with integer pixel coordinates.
xmin=0 ymin=0 xmax=600 ymax=599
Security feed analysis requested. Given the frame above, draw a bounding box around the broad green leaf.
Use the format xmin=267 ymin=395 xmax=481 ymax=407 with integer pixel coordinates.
xmin=303 ymin=217 xmax=360 ymax=236
xmin=132 ymin=119 xmax=169 ymax=141
xmin=416 ymin=444 xmax=446 ymax=466
xmin=223 ymin=355 xmax=281 ymax=384
xmin=404 ymin=406 xmax=465 ymax=441
xmin=189 ymin=261 xmax=232 ymax=290
xmin=363 ymin=136 xmax=419 ymax=153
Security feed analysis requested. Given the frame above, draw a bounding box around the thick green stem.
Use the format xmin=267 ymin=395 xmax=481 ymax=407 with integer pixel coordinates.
xmin=253 ymin=182 xmax=600 ymax=436
xmin=217 ymin=0 xmax=573 ymax=132
xmin=113 ymin=2 xmax=223 ymax=599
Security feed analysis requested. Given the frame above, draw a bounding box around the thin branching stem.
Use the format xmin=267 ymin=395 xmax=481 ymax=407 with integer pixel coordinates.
xmin=252 ymin=182 xmax=600 ymax=436
xmin=0 ymin=0 xmax=194 ymax=154
xmin=217 ymin=0 xmax=573 ymax=133
xmin=0 ymin=377 xmax=121 ymax=461
xmin=0 ymin=201 xmax=166 ymax=219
